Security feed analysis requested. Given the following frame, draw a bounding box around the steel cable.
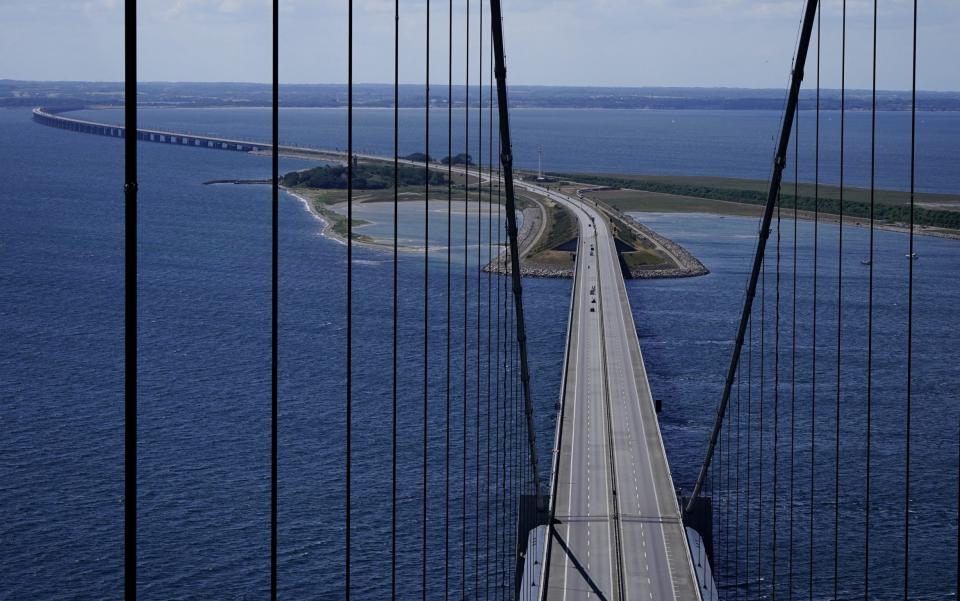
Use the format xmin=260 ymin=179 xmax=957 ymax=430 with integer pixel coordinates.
xmin=773 ymin=192 xmax=781 ymax=601
xmin=864 ymin=2 xmax=877 ymax=597
xmin=462 ymin=3 xmax=471 ymax=593
xmin=475 ymin=3 xmax=483 ymax=590
xmin=833 ymin=4 xmax=846 ymax=598
xmin=808 ymin=8 xmax=821 ymax=599
xmin=422 ymin=2 xmax=431 ymax=596
xmin=758 ymin=240 xmax=766 ymax=594
xmin=391 ymin=1 xmax=400 ymax=596
xmin=345 ymin=0 xmax=354 ymax=596
xmin=123 ymin=1 xmax=138 ymax=598
xmin=903 ymin=2 xmax=918 ymax=597
xmin=789 ymin=103 xmax=799 ymax=601
xmin=485 ymin=21 xmax=495 ymax=599
xmin=746 ymin=314 xmax=753 ymax=597
xmin=445 ymin=0 xmax=453 ymax=595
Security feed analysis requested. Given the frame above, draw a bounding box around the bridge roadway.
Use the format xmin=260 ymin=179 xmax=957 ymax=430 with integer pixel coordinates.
xmin=516 ymin=182 xmax=701 ymax=601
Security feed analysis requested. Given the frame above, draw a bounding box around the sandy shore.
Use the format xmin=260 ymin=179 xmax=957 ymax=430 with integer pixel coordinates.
xmin=283 ymin=189 xmax=512 ymax=257
xmin=283 ymin=188 xmax=432 ymax=254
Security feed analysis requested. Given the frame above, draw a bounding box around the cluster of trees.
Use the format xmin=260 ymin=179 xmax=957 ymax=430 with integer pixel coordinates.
xmin=400 ymin=152 xmax=475 ymax=166
xmin=441 ymin=153 xmax=474 ymax=166
xmin=281 ymin=163 xmax=446 ymax=190
xmin=402 ymin=152 xmax=434 ymax=162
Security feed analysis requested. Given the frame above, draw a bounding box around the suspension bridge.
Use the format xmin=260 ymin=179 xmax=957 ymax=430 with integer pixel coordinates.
xmin=27 ymin=0 xmax=957 ymax=599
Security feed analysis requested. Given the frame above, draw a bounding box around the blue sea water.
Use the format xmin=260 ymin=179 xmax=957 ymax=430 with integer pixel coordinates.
xmin=633 ymin=212 xmax=960 ymax=599
xmin=1 ymin=106 xmax=958 ymax=599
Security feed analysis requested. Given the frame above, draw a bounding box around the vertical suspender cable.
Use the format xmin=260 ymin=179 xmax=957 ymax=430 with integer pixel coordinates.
xmin=462 ymin=2 xmax=471 ymax=593
xmin=758 ymin=251 xmax=765 ymax=591
xmin=391 ymin=2 xmax=399 ymax=598
xmin=736 ymin=364 xmax=742 ymax=600
xmin=773 ymin=193 xmax=782 ymax=601
xmin=834 ymin=4 xmax=846 ymax=599
xmin=270 ymin=1 xmax=279 ymax=598
xmin=484 ymin=19 xmax=494 ymax=598
xmin=422 ymin=2 xmax=431 ymax=597
xmin=864 ymin=2 xmax=877 ymax=598
xmin=475 ymin=5 xmax=483 ymax=590
xmin=903 ymin=2 xmax=918 ymax=597
xmin=746 ymin=316 xmax=753 ymax=596
xmin=809 ymin=9 xmax=820 ymax=599
xmin=502 ymin=229 xmax=510 ymax=597
xmin=789 ymin=103 xmax=799 ymax=601
xmin=445 ymin=0 xmax=453 ymax=596
xmin=725 ymin=369 xmax=732 ymax=586
xmin=345 ymin=0 xmax=354 ymax=596
xmin=686 ymin=0 xmax=820 ymax=508
xmin=486 ymin=35 xmax=496 ymax=600
xmin=507 ymin=268 xmax=515 ymax=590
xmin=497 ymin=140 xmax=506 ymax=601
xmin=493 ymin=146 xmax=502 ymax=601
xmin=710 ymin=438 xmax=717 ymax=595
xmin=123 ymin=0 xmax=138 ymax=598
xmin=514 ymin=281 xmax=520 ymax=596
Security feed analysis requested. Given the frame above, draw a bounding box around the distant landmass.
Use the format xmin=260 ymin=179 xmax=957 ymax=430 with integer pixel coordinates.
xmin=2 ymin=80 xmax=958 ymax=111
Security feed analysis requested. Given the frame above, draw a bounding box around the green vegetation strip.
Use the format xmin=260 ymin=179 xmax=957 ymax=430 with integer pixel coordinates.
xmin=528 ymin=200 xmax=577 ymax=256
xmin=556 ymin=173 xmax=960 ymax=231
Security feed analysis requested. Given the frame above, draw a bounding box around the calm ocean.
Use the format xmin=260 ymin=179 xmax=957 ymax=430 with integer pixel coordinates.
xmin=1 ymin=106 xmax=957 ymax=599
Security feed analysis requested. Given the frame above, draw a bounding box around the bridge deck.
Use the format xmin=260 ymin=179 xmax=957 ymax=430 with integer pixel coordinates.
xmin=524 ymin=184 xmax=701 ymax=601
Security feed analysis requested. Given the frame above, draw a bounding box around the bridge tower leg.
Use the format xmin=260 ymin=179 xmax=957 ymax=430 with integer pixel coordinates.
xmin=680 ymin=493 xmax=714 ymax=563
xmin=514 ymin=494 xmax=549 ymax=600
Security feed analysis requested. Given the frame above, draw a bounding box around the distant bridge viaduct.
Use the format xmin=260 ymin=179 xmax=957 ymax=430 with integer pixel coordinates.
xmin=32 ymin=107 xmax=277 ymax=153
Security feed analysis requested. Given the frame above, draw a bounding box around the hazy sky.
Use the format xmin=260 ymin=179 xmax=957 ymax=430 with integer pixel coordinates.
xmin=0 ymin=0 xmax=955 ymax=90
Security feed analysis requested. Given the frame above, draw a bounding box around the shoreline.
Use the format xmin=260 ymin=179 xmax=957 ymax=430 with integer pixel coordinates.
xmin=284 ymin=188 xmax=427 ymax=253
xmin=284 ymin=189 xmax=502 ymax=256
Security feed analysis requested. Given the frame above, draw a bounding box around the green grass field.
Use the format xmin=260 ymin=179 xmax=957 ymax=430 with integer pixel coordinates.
xmin=559 ymin=173 xmax=960 ymax=231
xmin=527 ymin=198 xmax=577 ymax=257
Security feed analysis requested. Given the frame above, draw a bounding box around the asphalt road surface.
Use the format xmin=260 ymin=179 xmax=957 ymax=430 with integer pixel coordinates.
xmin=522 ymin=183 xmax=701 ymax=601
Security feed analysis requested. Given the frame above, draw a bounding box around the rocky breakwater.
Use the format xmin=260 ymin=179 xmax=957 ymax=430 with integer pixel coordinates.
xmin=484 ymin=206 xmax=576 ymax=278
xmin=620 ymin=214 xmax=709 ymax=279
